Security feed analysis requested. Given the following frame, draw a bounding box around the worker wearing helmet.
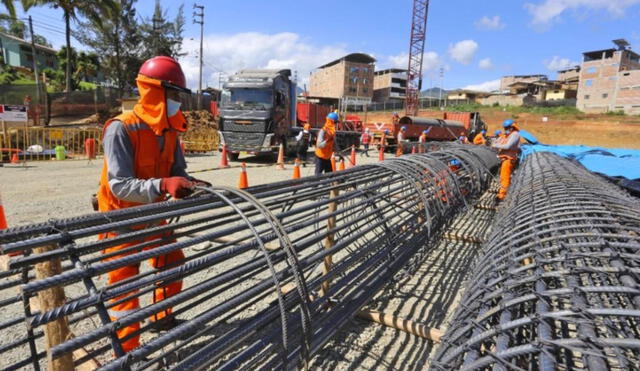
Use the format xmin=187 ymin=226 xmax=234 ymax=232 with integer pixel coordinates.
xmin=360 ymin=128 xmax=371 ymax=157
xmin=418 ymin=128 xmax=431 ymax=153
xmin=295 ymin=123 xmax=312 ymax=167
xmin=392 ymin=112 xmax=400 ymax=125
xmin=396 ymin=126 xmax=407 ymax=156
xmin=473 ymin=129 xmax=487 ymax=145
xmin=97 ymin=56 xmax=207 ymax=353
xmin=458 ymin=135 xmax=469 ymax=144
xmin=494 ymin=129 xmax=502 ymax=138
xmin=492 ymin=119 xmax=521 ymax=201
xmin=315 ymin=112 xmax=338 ymax=175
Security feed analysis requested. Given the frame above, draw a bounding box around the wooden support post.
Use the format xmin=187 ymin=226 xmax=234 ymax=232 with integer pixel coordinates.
xmin=357 ymin=310 xmax=444 ymax=342
xmin=33 ymin=245 xmax=74 ymax=371
xmin=320 ymin=187 xmax=338 ymax=298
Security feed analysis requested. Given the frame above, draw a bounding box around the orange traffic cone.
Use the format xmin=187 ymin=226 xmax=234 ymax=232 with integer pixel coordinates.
xmin=276 ymin=143 xmax=285 ymax=170
xmin=396 ymin=144 xmax=403 ymax=157
xmin=0 ymin=191 xmax=7 ymax=231
xmin=379 ymin=146 xmax=385 ymax=162
xmin=339 ymin=158 xmax=346 ymax=171
xmin=10 ymin=153 xmax=19 ymax=164
xmin=292 ymin=159 xmax=301 ymax=179
xmin=238 ymin=162 xmax=249 ymax=189
xmin=411 ymin=145 xmax=416 ymax=154
xmin=331 ymin=154 xmax=337 ymax=172
xmin=219 ymin=145 xmax=230 ymax=168
xmin=349 ymin=145 xmax=357 ymax=167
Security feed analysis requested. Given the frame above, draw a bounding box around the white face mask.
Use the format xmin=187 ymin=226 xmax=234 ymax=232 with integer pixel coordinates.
xmin=167 ymin=98 xmax=181 ymax=117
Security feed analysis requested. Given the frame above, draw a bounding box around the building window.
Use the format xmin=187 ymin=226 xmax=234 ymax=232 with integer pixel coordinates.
xmin=585 ymin=79 xmax=593 ymax=87
xmin=349 ymin=87 xmax=356 ymax=93
xmin=587 ymin=67 xmax=597 ymax=74
xmin=350 ymin=67 xmax=358 ymax=74
xmin=584 ymin=95 xmax=590 ymax=99
xmin=602 ymin=93 xmax=608 ymax=98
xmin=363 ymin=88 xmax=368 ymax=93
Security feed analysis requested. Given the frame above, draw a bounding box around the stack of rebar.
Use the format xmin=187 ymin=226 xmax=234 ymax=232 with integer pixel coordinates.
xmin=0 ymin=144 xmax=498 ymax=371
xmin=431 ymin=152 xmax=640 ymax=370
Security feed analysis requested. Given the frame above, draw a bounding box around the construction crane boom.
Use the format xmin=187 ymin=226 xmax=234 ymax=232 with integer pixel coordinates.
xmin=406 ymin=0 xmax=430 ymax=116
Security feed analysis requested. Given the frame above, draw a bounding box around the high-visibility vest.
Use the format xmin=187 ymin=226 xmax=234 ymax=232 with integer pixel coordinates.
xmin=315 ymin=120 xmax=335 ymax=160
xmin=97 ymin=112 xmax=177 ymax=212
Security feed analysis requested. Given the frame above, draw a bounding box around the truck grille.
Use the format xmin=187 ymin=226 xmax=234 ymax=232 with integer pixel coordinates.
xmin=223 ymin=132 xmax=266 ymax=150
xmin=222 ymin=120 xmax=267 ymax=133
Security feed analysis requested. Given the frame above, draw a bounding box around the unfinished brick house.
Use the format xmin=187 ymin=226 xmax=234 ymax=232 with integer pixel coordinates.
xmin=372 ymin=68 xmax=407 ymax=102
xmin=577 ymin=39 xmax=640 ymax=114
xmin=309 ymin=53 xmax=376 ymax=105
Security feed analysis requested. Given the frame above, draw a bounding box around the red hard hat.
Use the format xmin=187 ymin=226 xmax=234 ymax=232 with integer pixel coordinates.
xmin=139 ymin=56 xmax=190 ymax=93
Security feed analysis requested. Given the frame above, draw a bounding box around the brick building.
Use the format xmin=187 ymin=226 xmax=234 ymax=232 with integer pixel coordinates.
xmin=372 ymin=68 xmax=407 ymax=102
xmin=309 ymin=53 xmax=376 ymax=105
xmin=576 ymin=39 xmax=640 ymax=114
xmin=499 ymin=74 xmax=548 ymax=93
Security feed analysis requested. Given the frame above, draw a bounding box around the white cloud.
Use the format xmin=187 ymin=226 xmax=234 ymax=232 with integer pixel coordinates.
xmin=383 ymin=51 xmax=447 ymax=72
xmin=475 ymin=15 xmax=505 ymax=30
xmin=525 ymin=0 xmax=640 ymax=25
xmin=479 ymin=58 xmax=494 ymax=70
xmin=462 ymin=79 xmax=501 ymax=92
xmin=544 ymin=56 xmax=579 ymax=71
xmin=448 ymin=40 xmax=479 ymax=65
xmin=179 ymin=32 xmax=348 ymax=89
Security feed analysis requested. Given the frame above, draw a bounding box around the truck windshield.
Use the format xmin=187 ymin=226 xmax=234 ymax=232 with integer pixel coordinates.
xmin=222 ymin=88 xmax=272 ymax=110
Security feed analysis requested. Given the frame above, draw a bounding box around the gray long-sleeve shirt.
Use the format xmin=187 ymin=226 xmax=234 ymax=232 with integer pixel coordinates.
xmin=103 ymin=121 xmax=189 ymax=204
xmin=492 ymin=131 xmax=521 ymax=150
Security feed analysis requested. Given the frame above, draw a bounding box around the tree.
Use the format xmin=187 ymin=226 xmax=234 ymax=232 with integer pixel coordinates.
xmin=139 ymin=0 xmax=185 ymax=60
xmin=75 ymin=0 xmax=141 ymax=95
xmin=0 ymin=17 xmax=26 ymax=39
xmin=74 ymin=51 xmax=99 ymax=82
xmin=22 ymin=0 xmax=118 ymax=92
xmin=1 ymin=0 xmax=17 ymax=19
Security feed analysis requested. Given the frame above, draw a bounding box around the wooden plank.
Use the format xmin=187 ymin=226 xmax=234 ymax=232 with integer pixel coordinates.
xmin=357 ymin=310 xmax=444 ymax=342
xmin=320 ymin=188 xmax=339 ymax=298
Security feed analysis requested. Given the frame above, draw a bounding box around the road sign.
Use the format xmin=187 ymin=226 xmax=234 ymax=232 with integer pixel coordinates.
xmin=0 ymin=105 xmax=28 ymax=122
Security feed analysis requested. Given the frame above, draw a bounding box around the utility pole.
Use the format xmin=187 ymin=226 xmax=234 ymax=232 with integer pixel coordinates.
xmin=439 ymin=67 xmax=444 ymax=109
xmin=28 ymin=16 xmax=41 ymax=125
xmin=193 ymin=4 xmax=204 ymax=109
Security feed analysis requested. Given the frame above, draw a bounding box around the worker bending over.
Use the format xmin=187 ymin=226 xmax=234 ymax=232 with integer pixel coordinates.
xmin=97 ymin=56 xmax=207 ymax=353
xmin=396 ymin=126 xmax=407 ymax=156
xmin=315 ymin=112 xmax=337 ymax=175
xmin=492 ymin=119 xmax=521 ymax=201
xmin=418 ymin=128 xmax=431 ymax=153
xmin=473 ymin=129 xmax=487 ymax=145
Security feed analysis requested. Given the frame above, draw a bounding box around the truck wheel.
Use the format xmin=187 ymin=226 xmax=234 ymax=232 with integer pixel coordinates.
xmin=228 ymin=153 xmax=240 ymax=161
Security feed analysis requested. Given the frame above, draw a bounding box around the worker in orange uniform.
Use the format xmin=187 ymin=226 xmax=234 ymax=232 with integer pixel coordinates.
xmin=418 ymin=128 xmax=431 ymax=153
xmin=315 ymin=112 xmax=337 ymax=175
xmin=473 ymin=129 xmax=487 ymax=145
xmin=97 ymin=56 xmax=208 ymax=353
xmin=295 ymin=123 xmax=312 ymax=167
xmin=396 ymin=126 xmax=408 ymax=156
xmin=492 ymin=119 xmax=521 ymax=201
xmin=391 ymin=112 xmax=400 ymax=125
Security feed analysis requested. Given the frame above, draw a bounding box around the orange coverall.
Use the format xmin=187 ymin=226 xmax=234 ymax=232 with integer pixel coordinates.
xmin=492 ymin=129 xmax=521 ymax=200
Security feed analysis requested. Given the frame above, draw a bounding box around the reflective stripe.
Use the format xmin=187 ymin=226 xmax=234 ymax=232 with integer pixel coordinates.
xmin=108 ymin=308 xmax=138 ymax=319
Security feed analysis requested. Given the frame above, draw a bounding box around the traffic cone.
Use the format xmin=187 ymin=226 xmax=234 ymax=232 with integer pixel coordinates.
xmin=219 ymin=145 xmax=229 ymax=168
xmin=292 ymin=159 xmax=301 ymax=179
xmin=0 ymin=191 xmax=7 ymax=231
xmin=238 ymin=162 xmax=249 ymax=189
xmin=378 ymin=146 xmax=385 ymax=162
xmin=349 ymin=145 xmax=357 ymax=167
xmin=396 ymin=145 xmax=403 ymax=157
xmin=10 ymin=153 xmax=18 ymax=164
xmin=339 ymin=158 xmax=346 ymax=171
xmin=330 ymin=154 xmax=337 ymax=172
xmin=411 ymin=145 xmax=416 ymax=154
xmin=276 ymin=143 xmax=285 ymax=170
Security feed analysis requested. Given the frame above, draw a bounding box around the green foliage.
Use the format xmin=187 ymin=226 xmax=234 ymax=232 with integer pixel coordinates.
xmin=605 ymin=110 xmax=626 ymax=116
xmin=78 ymin=81 xmax=96 ymax=90
xmin=139 ymin=0 xmax=185 ymax=59
xmin=445 ymin=103 xmax=484 ymax=112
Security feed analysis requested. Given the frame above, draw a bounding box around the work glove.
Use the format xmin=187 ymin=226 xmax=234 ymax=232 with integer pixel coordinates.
xmin=160 ymin=177 xmax=195 ymax=199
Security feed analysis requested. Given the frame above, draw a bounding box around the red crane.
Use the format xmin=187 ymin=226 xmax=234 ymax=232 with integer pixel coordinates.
xmin=405 ymin=0 xmax=430 ymax=116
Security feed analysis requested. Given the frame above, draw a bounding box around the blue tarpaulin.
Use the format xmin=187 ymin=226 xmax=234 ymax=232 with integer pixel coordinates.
xmin=521 ymin=144 xmax=640 ymax=181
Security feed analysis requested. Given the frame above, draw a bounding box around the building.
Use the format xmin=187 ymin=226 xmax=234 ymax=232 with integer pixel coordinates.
xmin=499 ymin=74 xmax=548 ymax=93
xmin=309 ymin=53 xmax=375 ymax=105
xmin=446 ymin=89 xmax=490 ymax=104
xmin=576 ymin=39 xmax=640 ymax=114
xmin=0 ymin=32 xmax=58 ymax=71
xmin=372 ymin=68 xmax=406 ymax=102
xmin=557 ymin=66 xmax=580 ymax=84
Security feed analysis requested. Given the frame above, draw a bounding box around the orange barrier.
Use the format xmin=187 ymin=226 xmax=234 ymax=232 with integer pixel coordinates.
xmin=219 ymin=144 xmax=230 ymax=168
xmin=85 ymin=138 xmax=96 ymax=159
xmin=10 ymin=153 xmax=19 ymax=164
xmin=276 ymin=143 xmax=285 ymax=170
xmin=238 ymin=162 xmax=249 ymax=189
xmin=293 ymin=159 xmax=301 ymax=179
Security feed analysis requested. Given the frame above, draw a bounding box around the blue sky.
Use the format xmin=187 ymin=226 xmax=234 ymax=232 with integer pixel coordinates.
xmin=5 ymin=0 xmax=640 ymax=91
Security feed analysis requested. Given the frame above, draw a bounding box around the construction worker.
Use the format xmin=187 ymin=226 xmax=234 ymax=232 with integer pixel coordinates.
xmin=492 ymin=119 xmax=521 ymax=201
xmin=396 ymin=126 xmax=407 ymax=156
xmin=493 ymin=129 xmax=502 ymax=138
xmin=295 ymin=123 xmax=312 ymax=167
xmin=97 ymin=56 xmax=207 ymax=353
xmin=360 ymin=128 xmax=371 ymax=157
xmin=418 ymin=128 xmax=431 ymax=153
xmin=473 ymin=129 xmax=487 ymax=145
xmin=391 ymin=112 xmax=400 ymax=125
xmin=315 ymin=112 xmax=337 ymax=175
xmin=458 ymin=135 xmax=469 ymax=144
